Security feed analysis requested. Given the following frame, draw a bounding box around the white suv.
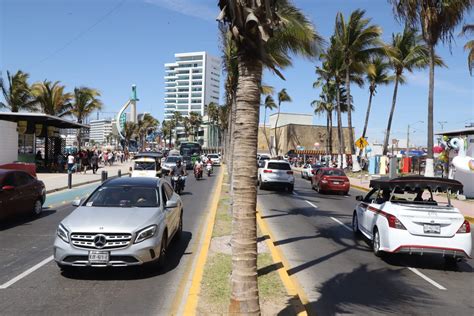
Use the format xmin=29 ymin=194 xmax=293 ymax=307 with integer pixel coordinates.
xmin=258 ymin=160 xmax=295 ymax=192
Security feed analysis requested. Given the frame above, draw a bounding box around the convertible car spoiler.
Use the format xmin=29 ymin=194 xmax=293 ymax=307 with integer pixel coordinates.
xmin=370 ymin=176 xmax=463 ymax=193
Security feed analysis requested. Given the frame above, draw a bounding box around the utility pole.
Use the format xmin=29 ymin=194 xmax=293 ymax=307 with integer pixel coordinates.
xmin=406 ymin=121 xmax=423 ymax=156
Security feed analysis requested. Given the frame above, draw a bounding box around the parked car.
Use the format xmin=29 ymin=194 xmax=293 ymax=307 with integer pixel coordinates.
xmin=258 ymin=160 xmax=294 ymax=192
xmin=161 ymin=155 xmax=183 ymax=175
xmin=0 ymin=169 xmax=46 ymax=220
xmin=301 ymin=163 xmax=322 ymax=179
xmin=311 ymin=167 xmax=350 ymax=195
xmin=54 ymin=177 xmax=183 ymax=270
xmin=207 ymin=154 xmax=221 ymax=166
xmin=352 ymin=176 xmax=471 ymax=265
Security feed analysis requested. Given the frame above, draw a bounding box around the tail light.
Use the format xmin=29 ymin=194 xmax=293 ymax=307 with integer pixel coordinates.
xmin=287 ymin=171 xmax=293 ymax=175
xmin=263 ymin=169 xmax=272 ymax=173
xmin=457 ymin=220 xmax=471 ymax=233
xmin=387 ymin=214 xmax=406 ymax=230
xmin=321 ymin=176 xmax=328 ymax=184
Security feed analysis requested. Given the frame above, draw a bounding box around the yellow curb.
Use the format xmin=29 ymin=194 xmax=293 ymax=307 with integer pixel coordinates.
xmin=350 ymin=183 xmax=370 ymax=192
xmin=181 ymin=168 xmax=224 ymax=315
xmin=256 ymin=204 xmax=309 ymax=316
xmin=465 ymin=216 xmax=474 ymax=224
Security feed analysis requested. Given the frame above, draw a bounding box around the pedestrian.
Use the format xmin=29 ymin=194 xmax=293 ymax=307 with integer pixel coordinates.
xmin=91 ymin=152 xmax=99 ymax=174
xmin=67 ymin=153 xmax=75 ymax=173
xmin=103 ymin=151 xmax=109 ymax=166
xmin=108 ymin=151 xmax=113 ymax=166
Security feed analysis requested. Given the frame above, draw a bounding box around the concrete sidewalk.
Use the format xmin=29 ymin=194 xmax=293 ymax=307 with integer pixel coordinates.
xmin=38 ymin=162 xmax=133 ymax=193
xmin=292 ymin=167 xmax=474 ymax=220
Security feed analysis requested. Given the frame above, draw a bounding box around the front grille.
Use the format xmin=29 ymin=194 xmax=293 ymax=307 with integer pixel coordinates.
xmin=70 ymin=232 xmax=132 ymax=250
xmin=63 ymin=255 xmax=139 ymax=264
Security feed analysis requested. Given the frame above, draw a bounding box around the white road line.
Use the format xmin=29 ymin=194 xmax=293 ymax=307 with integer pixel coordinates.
xmin=407 ymin=267 xmax=447 ymax=291
xmin=329 ymin=216 xmax=353 ymax=232
xmin=0 ymin=255 xmax=54 ymax=289
xmin=305 ymin=200 xmax=318 ymax=208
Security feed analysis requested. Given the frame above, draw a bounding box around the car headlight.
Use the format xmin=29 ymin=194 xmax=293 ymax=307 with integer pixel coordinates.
xmin=134 ymin=225 xmax=157 ymax=244
xmin=57 ymin=224 xmax=69 ymax=243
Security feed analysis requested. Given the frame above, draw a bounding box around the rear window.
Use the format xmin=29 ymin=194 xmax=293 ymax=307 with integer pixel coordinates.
xmin=323 ymin=169 xmax=345 ymax=176
xmin=208 ymin=154 xmax=218 ymax=158
xmin=267 ymin=162 xmax=291 ymax=170
xmin=166 ymin=156 xmax=180 ymax=163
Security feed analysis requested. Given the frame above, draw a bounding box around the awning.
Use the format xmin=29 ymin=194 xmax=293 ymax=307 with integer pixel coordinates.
xmin=0 ymin=112 xmax=88 ymax=129
xmin=370 ymin=176 xmax=463 ymax=193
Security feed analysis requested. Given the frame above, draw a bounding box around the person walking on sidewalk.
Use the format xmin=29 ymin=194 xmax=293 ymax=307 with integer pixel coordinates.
xmin=91 ymin=152 xmax=99 ymax=174
xmin=67 ymin=153 xmax=75 ymax=173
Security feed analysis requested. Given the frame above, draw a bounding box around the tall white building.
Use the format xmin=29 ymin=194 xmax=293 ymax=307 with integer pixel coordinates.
xmin=89 ymin=119 xmax=113 ymax=144
xmin=164 ymin=52 xmax=220 ymax=124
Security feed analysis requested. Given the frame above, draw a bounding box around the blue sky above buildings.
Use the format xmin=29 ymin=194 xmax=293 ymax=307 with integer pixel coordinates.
xmin=2 ymin=0 xmax=473 ymax=146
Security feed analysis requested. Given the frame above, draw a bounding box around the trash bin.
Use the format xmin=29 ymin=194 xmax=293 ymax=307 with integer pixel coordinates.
xmin=401 ymin=157 xmax=411 ymax=174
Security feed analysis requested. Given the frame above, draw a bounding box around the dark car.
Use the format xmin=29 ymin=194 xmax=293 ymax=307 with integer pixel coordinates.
xmin=0 ymin=169 xmax=46 ymax=220
xmin=311 ymin=167 xmax=350 ymax=195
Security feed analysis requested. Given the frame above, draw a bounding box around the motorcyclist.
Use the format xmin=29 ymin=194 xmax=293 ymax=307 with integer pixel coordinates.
xmin=205 ymin=159 xmax=213 ymax=174
xmin=170 ymin=159 xmax=187 ymax=188
xmin=194 ymin=158 xmax=203 ymax=174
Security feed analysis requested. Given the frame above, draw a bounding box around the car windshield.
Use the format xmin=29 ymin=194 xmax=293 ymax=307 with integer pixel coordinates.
xmin=323 ymin=169 xmax=345 ymax=176
xmin=208 ymin=154 xmax=218 ymax=158
xmin=85 ymin=186 xmax=159 ymax=207
xmin=267 ymin=162 xmax=291 ymax=170
xmin=166 ymin=156 xmax=180 ymax=163
xmin=134 ymin=161 xmax=156 ymax=170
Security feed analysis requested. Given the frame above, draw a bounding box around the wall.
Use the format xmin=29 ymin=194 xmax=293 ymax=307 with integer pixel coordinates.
xmin=0 ymin=121 xmax=18 ymax=164
xmin=269 ymin=113 xmax=313 ymax=128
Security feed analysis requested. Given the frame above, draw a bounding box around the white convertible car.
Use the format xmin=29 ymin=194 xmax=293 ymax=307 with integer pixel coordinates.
xmin=353 ymin=176 xmax=471 ymax=265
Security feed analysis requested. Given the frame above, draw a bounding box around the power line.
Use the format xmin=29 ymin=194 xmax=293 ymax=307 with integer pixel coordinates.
xmin=30 ymin=0 xmax=126 ymax=68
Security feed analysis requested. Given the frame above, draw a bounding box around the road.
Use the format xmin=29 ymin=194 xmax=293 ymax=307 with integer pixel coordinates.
xmin=258 ymin=174 xmax=474 ymax=315
xmin=0 ymin=169 xmax=220 ymax=315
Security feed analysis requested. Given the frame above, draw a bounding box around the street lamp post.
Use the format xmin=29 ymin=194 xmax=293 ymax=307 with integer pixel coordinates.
xmin=406 ymin=121 xmax=423 ymax=156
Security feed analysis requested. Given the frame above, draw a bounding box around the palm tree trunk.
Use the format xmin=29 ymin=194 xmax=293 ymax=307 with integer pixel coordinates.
xmin=263 ymin=107 xmax=271 ymax=154
xmin=326 ymin=113 xmax=330 ymax=154
xmin=345 ymin=69 xmax=355 ymax=155
xmin=329 ymin=111 xmax=333 ymax=154
xmin=335 ymin=80 xmax=345 ymax=161
xmin=273 ymin=102 xmax=281 ymax=156
xmin=427 ymin=45 xmax=435 ymax=159
xmin=229 ymin=57 xmax=261 ymax=315
xmin=360 ymin=89 xmax=374 ymax=158
xmin=383 ymin=76 xmax=399 ymax=155
xmin=229 ymin=94 xmax=237 ymax=177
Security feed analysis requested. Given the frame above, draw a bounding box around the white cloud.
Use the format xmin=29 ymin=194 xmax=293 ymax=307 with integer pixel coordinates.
xmin=406 ymin=72 xmax=472 ymax=95
xmin=145 ymin=0 xmax=217 ymax=21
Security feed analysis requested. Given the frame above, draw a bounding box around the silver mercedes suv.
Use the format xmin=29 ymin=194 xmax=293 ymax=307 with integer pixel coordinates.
xmin=54 ymin=177 xmax=183 ymax=270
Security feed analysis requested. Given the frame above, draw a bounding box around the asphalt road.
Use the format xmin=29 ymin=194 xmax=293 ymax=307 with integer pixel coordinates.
xmin=0 ymin=169 xmax=220 ymax=316
xmin=258 ymin=175 xmax=474 ymax=315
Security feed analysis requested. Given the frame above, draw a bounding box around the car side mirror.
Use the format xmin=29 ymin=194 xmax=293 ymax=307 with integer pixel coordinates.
xmin=1 ymin=185 xmax=15 ymax=191
xmin=72 ymin=199 xmax=82 ymax=207
xmin=356 ymin=195 xmax=364 ymax=201
xmin=166 ymin=200 xmax=178 ymax=209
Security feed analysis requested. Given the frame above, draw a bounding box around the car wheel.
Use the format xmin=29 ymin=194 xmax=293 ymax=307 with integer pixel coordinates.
xmin=373 ymin=228 xmax=383 ymax=257
xmin=259 ymin=180 xmax=265 ymax=190
xmin=157 ymin=233 xmax=168 ymax=267
xmin=33 ymin=199 xmax=43 ymax=216
xmin=287 ymin=185 xmax=294 ymax=193
xmin=352 ymin=212 xmax=361 ymax=236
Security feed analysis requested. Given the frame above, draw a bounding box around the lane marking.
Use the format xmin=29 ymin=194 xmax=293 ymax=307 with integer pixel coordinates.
xmin=257 ymin=205 xmax=308 ymax=316
xmin=329 ymin=217 xmax=352 ymax=232
xmin=305 ymin=200 xmax=318 ymax=209
xmin=180 ymin=168 xmax=224 ymax=315
xmin=0 ymin=255 xmax=54 ymax=289
xmin=407 ymin=267 xmax=447 ymax=291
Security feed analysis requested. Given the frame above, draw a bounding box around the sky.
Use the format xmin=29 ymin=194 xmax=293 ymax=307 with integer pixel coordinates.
xmin=1 ymin=0 xmax=473 ymax=146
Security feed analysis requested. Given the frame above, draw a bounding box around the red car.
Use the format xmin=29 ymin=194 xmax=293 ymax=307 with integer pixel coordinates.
xmin=311 ymin=167 xmax=350 ymax=195
xmin=0 ymin=169 xmax=46 ymax=221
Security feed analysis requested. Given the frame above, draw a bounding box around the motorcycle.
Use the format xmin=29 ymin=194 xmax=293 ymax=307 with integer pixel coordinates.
xmin=206 ymin=164 xmax=213 ymax=177
xmin=172 ymin=175 xmax=185 ymax=194
xmin=194 ymin=166 xmax=203 ymax=180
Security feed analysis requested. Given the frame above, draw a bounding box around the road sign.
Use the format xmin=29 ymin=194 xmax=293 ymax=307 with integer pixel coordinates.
xmin=355 ymin=137 xmax=369 ymax=150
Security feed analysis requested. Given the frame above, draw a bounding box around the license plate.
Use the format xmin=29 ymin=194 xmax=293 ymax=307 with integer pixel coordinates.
xmin=88 ymin=251 xmax=109 ymax=263
xmin=423 ymin=224 xmax=440 ymax=234
xmin=333 ymin=181 xmax=341 ymax=184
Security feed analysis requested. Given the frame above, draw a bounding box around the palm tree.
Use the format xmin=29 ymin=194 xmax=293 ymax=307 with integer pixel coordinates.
xmin=383 ymin=27 xmax=441 ymax=155
xmin=70 ymin=87 xmax=103 ymax=149
xmin=389 ymin=0 xmax=472 ymax=174
xmin=182 ymin=117 xmax=192 ymax=140
xmin=31 ymin=80 xmax=72 ymax=117
xmin=0 ymin=70 xmax=37 ymax=112
xmin=206 ymin=102 xmax=219 ymax=147
xmin=171 ymin=111 xmax=183 ymax=147
xmin=312 ymin=92 xmax=334 ymax=154
xmin=334 ymin=9 xmax=382 ymax=155
xmin=136 ymin=114 xmax=159 ymax=149
xmin=360 ymin=57 xmax=391 ymax=157
xmin=217 ymin=0 xmax=322 ymax=312
xmin=161 ymin=120 xmax=173 ymax=149
xmin=262 ymin=95 xmax=277 ymax=154
xmin=273 ymin=88 xmax=291 ymax=156
xmin=123 ymin=121 xmax=137 ymax=149
xmin=461 ymin=24 xmax=474 ymax=74
xmin=188 ymin=112 xmax=203 ymax=141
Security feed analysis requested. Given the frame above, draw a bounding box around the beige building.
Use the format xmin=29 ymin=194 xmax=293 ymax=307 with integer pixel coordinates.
xmin=258 ymin=123 xmax=353 ymax=155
